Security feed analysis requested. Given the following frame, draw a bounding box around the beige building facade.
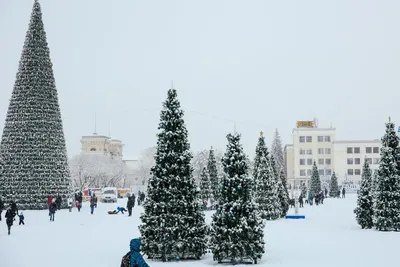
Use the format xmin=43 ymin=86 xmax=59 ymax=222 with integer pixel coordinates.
xmin=285 ymin=120 xmax=381 ymax=191
xmin=80 ymin=133 xmax=124 ymax=159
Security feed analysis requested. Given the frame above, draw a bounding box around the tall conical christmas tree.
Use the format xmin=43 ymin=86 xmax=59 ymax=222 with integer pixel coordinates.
xmin=329 ymin=172 xmax=339 ymax=198
xmin=139 ymin=89 xmax=207 ymax=261
xmin=0 ymin=0 xmax=71 ymax=210
xmin=270 ymin=155 xmax=287 ymax=217
xmin=277 ymin=167 xmax=289 ymax=217
xmin=210 ymin=133 xmax=264 ymax=264
xmin=354 ymin=160 xmax=374 ymax=229
xmin=310 ymin=161 xmax=321 ymax=196
xmin=373 ymin=120 xmax=400 ymax=231
xmin=271 ymin=129 xmax=285 ymax=171
xmin=207 ymin=147 xmax=219 ymax=205
xmin=253 ymin=133 xmax=281 ymax=220
xmin=199 ymin=167 xmax=211 ymax=208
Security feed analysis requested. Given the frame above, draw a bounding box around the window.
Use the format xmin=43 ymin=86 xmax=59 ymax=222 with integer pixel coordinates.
xmin=373 ymin=158 xmax=380 ymax=165
xmin=355 ymin=169 xmax=361 ymax=175
xmin=354 ymin=147 xmax=360 ymax=154
xmin=300 ymin=169 xmax=306 ymax=176
xmin=325 ymin=148 xmax=331 ymax=154
xmin=306 ymin=149 xmax=312 ymax=155
xmin=354 ymin=158 xmax=361 ymax=165
xmin=300 ymin=149 xmax=305 ymax=155
xmin=318 ymin=148 xmax=324 ymax=154
xmin=366 ymin=147 xmax=372 ymax=153
xmin=347 ymin=147 xmax=353 ymax=154
xmin=318 ymin=158 xmax=324 ymax=165
xmin=300 ymin=159 xmax=305 ymax=165
xmin=324 ymin=136 xmax=331 ymax=142
xmin=325 ymin=158 xmax=331 ymax=165
xmin=326 ymin=169 xmax=332 ymax=176
xmin=307 ymin=169 xmax=312 ymax=176
xmin=318 ymin=169 xmax=324 ymax=175
xmin=299 ymin=136 xmax=305 ymax=143
xmin=306 ymin=136 xmax=312 ymax=143
xmin=365 ymin=158 xmax=372 ymax=164
xmin=318 ymin=136 xmax=324 ymax=142
xmin=307 ymin=159 xmax=313 ymax=165
xmin=90 ymin=148 xmax=96 ymax=151
xmin=373 ymin=147 xmax=379 ymax=153
xmin=347 ymin=169 xmax=354 ymax=175
xmin=347 ymin=158 xmax=354 ymax=164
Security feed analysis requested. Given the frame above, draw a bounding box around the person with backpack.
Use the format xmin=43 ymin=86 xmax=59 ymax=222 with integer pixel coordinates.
xmin=120 ymin=238 xmax=149 ymax=267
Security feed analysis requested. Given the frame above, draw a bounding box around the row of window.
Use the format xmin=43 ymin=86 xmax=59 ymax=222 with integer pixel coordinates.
xmin=347 ymin=169 xmax=361 ymax=175
xmin=299 ymin=136 xmax=331 ymax=143
xmin=299 ymin=169 xmax=332 ymax=177
xmin=347 ymin=147 xmax=379 ymax=154
xmin=299 ymin=148 xmax=331 ymax=155
xmin=347 ymin=158 xmax=379 ymax=165
xmin=300 ymin=158 xmax=331 ymax=165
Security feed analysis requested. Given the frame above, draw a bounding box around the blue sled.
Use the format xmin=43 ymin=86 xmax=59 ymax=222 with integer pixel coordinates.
xmin=285 ymin=215 xmax=305 ymax=219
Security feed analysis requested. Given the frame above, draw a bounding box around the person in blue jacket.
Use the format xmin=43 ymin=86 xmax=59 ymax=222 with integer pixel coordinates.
xmin=120 ymin=238 xmax=149 ymax=267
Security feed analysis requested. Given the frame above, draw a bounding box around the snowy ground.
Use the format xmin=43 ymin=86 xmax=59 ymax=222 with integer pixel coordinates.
xmin=1 ymin=194 xmax=399 ymax=267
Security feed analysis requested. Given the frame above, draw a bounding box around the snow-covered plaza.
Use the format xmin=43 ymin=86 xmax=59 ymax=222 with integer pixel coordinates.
xmin=1 ymin=194 xmax=398 ymax=267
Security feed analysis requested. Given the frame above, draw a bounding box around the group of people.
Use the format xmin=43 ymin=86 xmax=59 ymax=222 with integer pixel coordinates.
xmin=294 ymin=187 xmax=347 ymax=208
xmin=0 ymin=198 xmax=24 ymax=235
xmin=136 ymin=191 xmax=146 ymax=206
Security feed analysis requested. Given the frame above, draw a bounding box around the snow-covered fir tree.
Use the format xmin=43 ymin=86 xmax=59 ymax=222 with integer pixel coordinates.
xmin=210 ymin=133 xmax=265 ymax=264
xmin=300 ymin=182 xmax=307 ymax=198
xmin=253 ymin=133 xmax=281 ymax=220
xmin=199 ymin=167 xmax=211 ymax=207
xmin=139 ymin=89 xmax=207 ymax=261
xmin=207 ymin=147 xmax=219 ymax=204
xmin=310 ymin=161 xmax=321 ymax=196
xmin=329 ymin=172 xmax=339 ymax=198
xmin=373 ymin=120 xmax=400 ymax=231
xmin=271 ymin=129 xmax=285 ymax=171
xmin=354 ymin=160 xmax=374 ymax=229
xmin=0 ymin=0 xmax=71 ymax=210
xmin=271 ymin=155 xmax=288 ymax=217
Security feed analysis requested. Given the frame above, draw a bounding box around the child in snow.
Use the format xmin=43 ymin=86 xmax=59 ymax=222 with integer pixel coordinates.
xmin=18 ymin=212 xmax=25 ymax=225
xmin=108 ymin=207 xmax=128 ymax=215
xmin=120 ymin=238 xmax=149 ymax=267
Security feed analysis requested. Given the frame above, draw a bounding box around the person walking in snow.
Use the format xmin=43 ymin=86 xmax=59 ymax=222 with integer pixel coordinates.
xmin=120 ymin=238 xmax=149 ymax=267
xmin=67 ymin=196 xmax=73 ymax=212
xmin=18 ymin=212 xmax=25 ymax=225
xmin=298 ymin=194 xmax=304 ymax=208
xmin=0 ymin=197 xmax=4 ymax=221
xmin=5 ymin=207 xmax=14 ymax=235
xmin=342 ymin=187 xmax=346 ymax=198
xmin=49 ymin=200 xmax=57 ymax=221
xmin=127 ymin=195 xmax=134 ymax=217
xmin=90 ymin=195 xmax=96 ymax=215
xmin=75 ymin=191 xmax=83 ymax=212
xmin=47 ymin=194 xmax=53 ymax=208
xmin=308 ymin=192 xmax=313 ymax=206
xmin=140 ymin=192 xmax=145 ymax=204
xmin=56 ymin=195 xmax=62 ymax=210
xmin=320 ymin=191 xmax=324 ymax=204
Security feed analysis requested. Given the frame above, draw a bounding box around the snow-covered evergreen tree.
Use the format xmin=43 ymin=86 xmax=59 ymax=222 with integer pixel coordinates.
xmin=0 ymin=0 xmax=71 ymax=210
xmin=373 ymin=121 xmax=400 ymax=231
xmin=271 ymin=155 xmax=288 ymax=217
xmin=139 ymin=89 xmax=207 ymax=261
xmin=354 ymin=160 xmax=374 ymax=229
xmin=310 ymin=161 xmax=321 ymax=196
xmin=199 ymin=167 xmax=211 ymax=207
xmin=207 ymin=147 xmax=219 ymax=204
xmin=329 ymin=172 xmax=339 ymax=198
xmin=210 ymin=133 xmax=265 ymax=264
xmin=300 ymin=182 xmax=307 ymax=198
xmin=271 ymin=129 xmax=285 ymax=171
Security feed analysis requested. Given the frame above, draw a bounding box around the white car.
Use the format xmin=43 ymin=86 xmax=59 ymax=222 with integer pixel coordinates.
xmin=101 ymin=187 xmax=118 ymax=203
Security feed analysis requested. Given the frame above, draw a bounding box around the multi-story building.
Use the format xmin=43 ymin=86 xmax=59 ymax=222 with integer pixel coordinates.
xmin=80 ymin=133 xmax=124 ymax=159
xmin=285 ymin=120 xmax=381 ymax=191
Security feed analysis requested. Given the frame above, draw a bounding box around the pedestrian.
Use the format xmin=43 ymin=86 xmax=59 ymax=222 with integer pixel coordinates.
xmin=5 ymin=207 xmax=14 ymax=235
xmin=140 ymin=192 xmax=145 ymax=204
xmin=93 ymin=193 xmax=98 ymax=208
xmin=47 ymin=194 xmax=53 ymax=208
xmin=67 ymin=196 xmax=73 ymax=212
xmin=324 ymin=187 xmax=328 ymax=198
xmin=0 ymin=196 xmax=4 ymax=221
xmin=90 ymin=195 xmax=96 ymax=215
xmin=49 ymin=200 xmax=57 ymax=221
xmin=10 ymin=201 xmax=18 ymax=215
xmin=308 ymin=192 xmax=313 ymax=206
xmin=56 ymin=195 xmax=62 ymax=210
xmin=298 ymin=194 xmax=304 ymax=208
xmin=320 ymin=191 xmax=324 ymax=204
xmin=18 ymin=212 xmax=25 ymax=225
xmin=120 ymin=238 xmax=150 ymax=267
xmin=342 ymin=187 xmax=346 ymax=198
xmin=127 ymin=196 xmax=134 ymax=216
xmin=75 ymin=191 xmax=83 ymax=212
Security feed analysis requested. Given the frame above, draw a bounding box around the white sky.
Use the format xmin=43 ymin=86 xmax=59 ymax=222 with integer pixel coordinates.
xmin=0 ymin=0 xmax=399 ymax=159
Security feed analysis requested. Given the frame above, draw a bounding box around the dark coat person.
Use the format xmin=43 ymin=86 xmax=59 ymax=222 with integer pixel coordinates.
xmin=120 ymin=238 xmax=149 ymax=267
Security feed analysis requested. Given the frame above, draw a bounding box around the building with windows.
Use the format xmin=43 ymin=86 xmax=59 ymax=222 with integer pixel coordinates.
xmin=285 ymin=120 xmax=381 ymax=191
xmin=80 ymin=133 xmax=124 ymax=159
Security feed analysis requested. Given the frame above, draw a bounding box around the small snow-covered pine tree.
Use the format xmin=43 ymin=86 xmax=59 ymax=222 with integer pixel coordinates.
xmin=0 ymin=0 xmax=71 ymax=210
xmin=271 ymin=129 xmax=285 ymax=171
xmin=329 ymin=172 xmax=339 ymax=198
xmin=354 ymin=160 xmax=374 ymax=229
xmin=207 ymin=147 xmax=219 ymax=204
xmin=271 ymin=155 xmax=288 ymax=217
xmin=139 ymin=88 xmax=207 ymax=261
xmin=310 ymin=161 xmax=321 ymax=197
xmin=373 ymin=121 xmax=400 ymax=231
xmin=199 ymin=167 xmax=211 ymax=207
xmin=210 ymin=133 xmax=265 ymax=264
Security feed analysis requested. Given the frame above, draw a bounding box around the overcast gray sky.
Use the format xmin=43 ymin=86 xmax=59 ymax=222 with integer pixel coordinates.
xmin=0 ymin=0 xmax=399 ymax=159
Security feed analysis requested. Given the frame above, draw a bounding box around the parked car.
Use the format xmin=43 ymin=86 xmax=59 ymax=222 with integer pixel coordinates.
xmin=101 ymin=187 xmax=118 ymax=203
